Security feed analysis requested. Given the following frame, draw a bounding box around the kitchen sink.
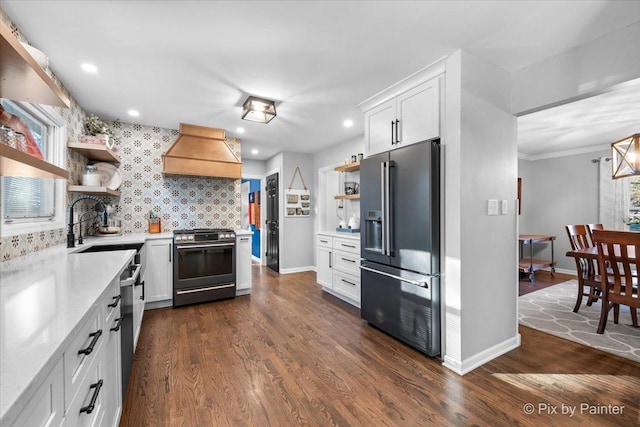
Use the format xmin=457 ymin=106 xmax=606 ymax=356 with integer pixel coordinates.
xmin=76 ymin=243 xmax=144 ymax=253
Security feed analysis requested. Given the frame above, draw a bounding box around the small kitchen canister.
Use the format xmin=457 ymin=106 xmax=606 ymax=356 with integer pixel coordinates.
xmin=82 ymin=165 xmax=101 ymax=186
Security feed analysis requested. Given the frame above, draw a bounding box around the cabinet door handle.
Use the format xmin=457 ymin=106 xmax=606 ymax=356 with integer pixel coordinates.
xmin=329 ymin=251 xmax=332 ymax=268
xmin=395 ymin=119 xmax=400 ymax=143
xmin=108 ymin=295 xmax=121 ymax=308
xmin=110 ymin=316 xmax=124 ymax=332
xmin=78 ymin=330 xmax=102 ymax=355
xmin=80 ymin=380 xmax=103 ymax=414
xmin=341 ymin=278 xmax=356 ymax=286
xmin=169 ymin=245 xmax=172 ymax=262
xmin=341 ymin=244 xmax=356 ymax=249
xmin=391 ymin=120 xmax=395 ymax=145
xmin=341 ymin=257 xmax=356 ymax=263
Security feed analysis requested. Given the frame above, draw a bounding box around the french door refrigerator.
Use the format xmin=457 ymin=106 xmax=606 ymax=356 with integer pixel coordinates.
xmin=360 ymin=139 xmax=441 ymax=357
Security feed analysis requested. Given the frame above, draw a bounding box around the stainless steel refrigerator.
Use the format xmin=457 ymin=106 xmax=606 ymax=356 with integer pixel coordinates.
xmin=360 ymin=139 xmax=440 ymax=357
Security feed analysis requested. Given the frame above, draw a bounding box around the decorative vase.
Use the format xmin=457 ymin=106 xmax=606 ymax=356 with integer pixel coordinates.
xmin=629 ymin=223 xmax=640 ymax=231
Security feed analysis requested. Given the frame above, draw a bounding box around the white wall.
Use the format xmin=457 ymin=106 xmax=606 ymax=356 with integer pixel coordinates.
xmin=242 ymin=159 xmax=266 ymax=176
xmin=444 ymin=50 xmax=519 ymax=374
xmin=512 ymin=22 xmax=640 ymax=115
xmin=518 ymin=150 xmax=607 ymax=272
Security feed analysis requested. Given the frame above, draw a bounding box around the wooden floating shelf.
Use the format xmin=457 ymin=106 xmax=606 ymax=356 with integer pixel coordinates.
xmin=68 ymin=185 xmax=121 ymax=197
xmin=334 ymin=194 xmax=360 ymax=200
xmin=0 ymin=144 xmax=69 ymax=179
xmin=334 ymin=162 xmax=360 ymax=173
xmin=0 ymin=20 xmax=70 ymax=108
xmin=67 ymin=141 xmax=120 ymax=163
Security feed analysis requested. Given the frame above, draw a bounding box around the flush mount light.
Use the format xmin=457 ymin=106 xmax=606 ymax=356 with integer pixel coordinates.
xmin=612 ymin=133 xmax=640 ymax=179
xmin=236 ymin=127 xmax=245 ymax=134
xmin=81 ymin=63 xmax=98 ymax=73
xmin=251 ymin=149 xmax=259 ymax=155
xmin=127 ymin=109 xmax=139 ymax=117
xmin=343 ymin=119 xmax=353 ymax=128
xmin=242 ymin=96 xmax=276 ymax=124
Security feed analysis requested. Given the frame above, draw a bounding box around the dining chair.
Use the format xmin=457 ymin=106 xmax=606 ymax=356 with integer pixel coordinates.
xmin=565 ymin=224 xmax=601 ymax=312
xmin=591 ymin=229 xmax=639 ymax=334
xmin=586 ymin=223 xmax=604 ymax=246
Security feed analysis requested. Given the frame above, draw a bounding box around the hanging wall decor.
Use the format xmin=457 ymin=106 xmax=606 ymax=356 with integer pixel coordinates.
xmin=285 ymin=166 xmax=311 ymax=217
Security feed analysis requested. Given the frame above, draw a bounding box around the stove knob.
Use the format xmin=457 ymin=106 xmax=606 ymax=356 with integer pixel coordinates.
xmin=188 ymin=235 xmax=195 ymax=241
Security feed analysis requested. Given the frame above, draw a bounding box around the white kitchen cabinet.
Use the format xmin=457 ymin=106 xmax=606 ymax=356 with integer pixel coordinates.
xmin=7 ymin=356 xmax=65 ymax=427
xmin=316 ymin=233 xmax=360 ymax=307
xmin=104 ymin=287 xmax=122 ymax=427
xmin=236 ymin=233 xmax=252 ymax=294
xmin=364 ymin=77 xmax=441 ymax=156
xmin=145 ymin=238 xmax=173 ymax=303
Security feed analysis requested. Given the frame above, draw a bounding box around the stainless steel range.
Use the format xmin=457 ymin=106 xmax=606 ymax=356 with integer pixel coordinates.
xmin=173 ymin=229 xmax=236 ymax=307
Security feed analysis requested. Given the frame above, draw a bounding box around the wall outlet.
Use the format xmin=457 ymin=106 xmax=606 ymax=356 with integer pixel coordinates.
xmin=501 ymin=200 xmax=508 ymax=215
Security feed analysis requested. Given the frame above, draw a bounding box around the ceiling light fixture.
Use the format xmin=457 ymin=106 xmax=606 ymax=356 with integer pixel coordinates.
xmin=251 ymin=149 xmax=259 ymax=155
xmin=81 ymin=63 xmax=98 ymax=73
xmin=612 ymin=134 xmax=640 ymax=179
xmin=128 ymin=109 xmax=140 ymax=117
xmin=236 ymin=127 xmax=245 ymax=134
xmin=242 ymin=96 xmax=276 ymax=124
xmin=343 ymin=119 xmax=353 ymax=128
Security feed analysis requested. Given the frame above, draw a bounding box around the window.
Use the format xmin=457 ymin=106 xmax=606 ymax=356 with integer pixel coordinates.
xmin=1 ymin=99 xmax=66 ymax=236
xmin=630 ymin=176 xmax=640 ymax=217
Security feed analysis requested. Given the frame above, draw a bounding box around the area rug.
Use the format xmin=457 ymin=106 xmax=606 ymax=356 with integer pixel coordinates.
xmin=518 ymin=280 xmax=640 ymax=363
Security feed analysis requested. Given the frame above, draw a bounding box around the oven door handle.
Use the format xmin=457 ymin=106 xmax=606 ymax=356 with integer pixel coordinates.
xmin=176 ymin=284 xmax=235 ymax=295
xmin=176 ymin=243 xmax=235 ymax=250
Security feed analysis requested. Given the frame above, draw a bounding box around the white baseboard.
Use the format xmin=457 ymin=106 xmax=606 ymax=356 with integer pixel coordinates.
xmin=537 ymin=266 xmax=576 ymax=275
xmin=442 ymin=333 xmax=521 ymax=375
xmin=251 ymin=255 xmax=261 ymax=263
xmin=279 ymin=266 xmax=315 ymax=274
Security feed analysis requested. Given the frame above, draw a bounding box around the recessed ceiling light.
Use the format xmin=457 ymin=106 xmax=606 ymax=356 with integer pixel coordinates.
xmin=343 ymin=119 xmax=354 ymax=128
xmin=251 ymin=149 xmax=259 ymax=155
xmin=81 ymin=63 xmax=98 ymax=73
xmin=236 ymin=127 xmax=245 ymax=134
xmin=128 ymin=110 xmax=139 ymax=117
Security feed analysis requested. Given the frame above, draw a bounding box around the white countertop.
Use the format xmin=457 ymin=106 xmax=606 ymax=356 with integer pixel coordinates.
xmin=235 ymin=229 xmax=253 ymax=236
xmin=317 ymin=230 xmax=360 ymax=240
xmin=0 ymin=246 xmax=136 ymax=424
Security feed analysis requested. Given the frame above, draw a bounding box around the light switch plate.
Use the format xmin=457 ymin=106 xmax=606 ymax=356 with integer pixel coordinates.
xmin=488 ymin=199 xmax=498 ymax=216
xmin=501 ymin=200 xmax=508 ymax=215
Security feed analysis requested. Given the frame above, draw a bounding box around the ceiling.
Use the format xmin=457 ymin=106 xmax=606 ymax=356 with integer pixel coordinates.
xmin=2 ymin=1 xmax=640 ymax=160
xmin=518 ymin=78 xmax=640 ymax=160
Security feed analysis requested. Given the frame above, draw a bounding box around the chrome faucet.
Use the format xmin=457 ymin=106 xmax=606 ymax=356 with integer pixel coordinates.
xmin=67 ymin=196 xmax=108 ymax=248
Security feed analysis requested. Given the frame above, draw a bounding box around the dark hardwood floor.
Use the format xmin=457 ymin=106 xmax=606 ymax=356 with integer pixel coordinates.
xmin=519 ymin=269 xmax=574 ymax=296
xmin=121 ymin=265 xmax=639 ymax=426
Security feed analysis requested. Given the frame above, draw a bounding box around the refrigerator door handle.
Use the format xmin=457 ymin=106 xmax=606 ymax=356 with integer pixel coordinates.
xmin=380 ymin=161 xmax=387 ymax=255
xmin=384 ymin=161 xmax=392 ymax=256
xmin=360 ymin=265 xmax=435 ymax=288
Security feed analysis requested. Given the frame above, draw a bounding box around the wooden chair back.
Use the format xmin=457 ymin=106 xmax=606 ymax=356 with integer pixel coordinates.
xmin=591 ymin=229 xmax=640 ymax=310
xmin=587 ymin=223 xmax=604 ymax=245
xmin=565 ymin=225 xmax=592 ymax=251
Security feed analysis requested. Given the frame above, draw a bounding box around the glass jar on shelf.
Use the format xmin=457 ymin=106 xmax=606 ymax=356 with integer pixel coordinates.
xmin=82 ymin=164 xmax=101 ymax=186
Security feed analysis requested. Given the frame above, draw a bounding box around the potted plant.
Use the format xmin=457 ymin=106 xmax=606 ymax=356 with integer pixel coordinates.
xmin=628 ymin=216 xmax=640 ymax=231
xmin=82 ymin=114 xmax=114 ymax=148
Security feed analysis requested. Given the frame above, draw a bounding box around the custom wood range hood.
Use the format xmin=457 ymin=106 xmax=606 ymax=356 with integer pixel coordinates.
xmin=162 ymin=123 xmax=242 ymax=179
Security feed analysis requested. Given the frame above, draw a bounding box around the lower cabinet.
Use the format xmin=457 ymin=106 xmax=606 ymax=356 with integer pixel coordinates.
xmin=145 ymin=238 xmax=173 ymax=303
xmin=236 ymin=233 xmax=252 ymax=294
xmin=316 ymin=234 xmax=361 ymax=307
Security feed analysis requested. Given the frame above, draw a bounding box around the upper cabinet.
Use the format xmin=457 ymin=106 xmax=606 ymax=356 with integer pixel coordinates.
xmin=0 ymin=20 xmax=70 ymax=108
xmin=359 ymin=61 xmax=444 ymax=157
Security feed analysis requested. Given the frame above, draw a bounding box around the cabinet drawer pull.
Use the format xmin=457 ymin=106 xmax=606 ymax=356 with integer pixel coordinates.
xmin=110 ymin=316 xmax=124 ymax=332
xmin=240 ymin=237 xmax=249 ymax=241
xmin=341 ymin=244 xmax=356 ymax=249
xmin=80 ymin=380 xmax=103 ymax=414
xmin=341 ymin=257 xmax=356 ymax=263
xmin=341 ymin=279 xmax=356 ymax=286
xmin=108 ymin=295 xmax=121 ymax=308
xmin=320 ymin=239 xmax=328 ymax=243
xmin=78 ymin=330 xmax=102 ymax=355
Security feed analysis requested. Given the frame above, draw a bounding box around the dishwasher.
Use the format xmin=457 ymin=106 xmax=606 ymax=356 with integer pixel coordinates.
xmin=77 ymin=243 xmax=144 ymax=397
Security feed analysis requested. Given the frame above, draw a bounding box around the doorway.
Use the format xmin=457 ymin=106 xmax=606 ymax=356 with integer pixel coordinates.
xmin=241 ymin=178 xmax=262 ymax=262
xmin=266 ymin=172 xmax=279 ymax=272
